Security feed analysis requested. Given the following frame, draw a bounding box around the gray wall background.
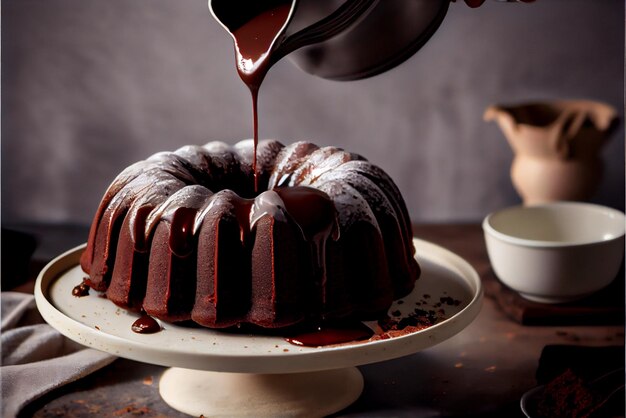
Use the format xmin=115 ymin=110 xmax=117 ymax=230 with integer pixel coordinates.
xmin=3 ymin=0 xmax=624 ymax=228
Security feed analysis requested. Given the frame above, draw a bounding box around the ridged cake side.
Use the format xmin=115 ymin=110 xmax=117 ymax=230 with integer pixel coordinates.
xmin=81 ymin=139 xmax=420 ymax=328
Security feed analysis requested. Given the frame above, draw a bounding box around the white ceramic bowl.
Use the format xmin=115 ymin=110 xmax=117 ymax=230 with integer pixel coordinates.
xmin=483 ymin=202 xmax=625 ymax=303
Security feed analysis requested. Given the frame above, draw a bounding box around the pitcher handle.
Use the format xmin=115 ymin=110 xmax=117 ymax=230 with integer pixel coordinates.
xmin=277 ymin=0 xmax=377 ymax=62
xmin=552 ymin=109 xmax=587 ymax=159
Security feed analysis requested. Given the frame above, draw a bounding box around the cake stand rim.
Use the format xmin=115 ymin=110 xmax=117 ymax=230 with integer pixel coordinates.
xmin=34 ymin=238 xmax=483 ymax=374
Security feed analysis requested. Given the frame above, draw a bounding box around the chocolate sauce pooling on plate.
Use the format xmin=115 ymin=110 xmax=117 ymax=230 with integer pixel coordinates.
xmin=168 ymin=207 xmax=199 ymax=257
xmin=72 ymin=280 xmax=90 ymax=297
xmin=131 ymin=315 xmax=161 ymax=334
xmin=286 ymin=322 xmax=374 ymax=347
xmin=231 ymin=3 xmax=291 ymax=191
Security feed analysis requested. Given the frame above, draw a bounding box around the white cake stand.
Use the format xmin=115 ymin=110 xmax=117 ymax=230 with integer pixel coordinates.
xmin=35 ymin=239 xmax=482 ymax=417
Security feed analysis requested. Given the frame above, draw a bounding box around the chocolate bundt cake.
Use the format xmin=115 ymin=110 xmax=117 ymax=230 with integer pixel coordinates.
xmin=80 ymin=140 xmax=420 ymax=329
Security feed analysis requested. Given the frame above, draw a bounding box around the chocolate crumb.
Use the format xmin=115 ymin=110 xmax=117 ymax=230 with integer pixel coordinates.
xmin=113 ymin=405 xmax=151 ymax=416
xmin=536 ymin=369 xmax=601 ymax=418
xmin=377 ymin=306 xmax=443 ymax=338
xmin=440 ymin=296 xmax=461 ymax=306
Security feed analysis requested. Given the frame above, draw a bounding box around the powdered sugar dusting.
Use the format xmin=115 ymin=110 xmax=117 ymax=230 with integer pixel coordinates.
xmin=145 ymin=185 xmax=212 ymax=236
xmin=315 ymin=180 xmax=380 ymax=231
xmin=268 ymin=141 xmax=319 ymax=188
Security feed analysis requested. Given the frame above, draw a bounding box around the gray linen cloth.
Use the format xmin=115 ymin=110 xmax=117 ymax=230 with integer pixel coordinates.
xmin=1 ymin=291 xmax=116 ymax=418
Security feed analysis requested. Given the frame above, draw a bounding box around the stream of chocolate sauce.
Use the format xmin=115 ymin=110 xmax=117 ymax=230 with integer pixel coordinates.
xmin=231 ymin=3 xmax=292 ymax=192
xmin=226 ymin=5 xmax=377 ymax=347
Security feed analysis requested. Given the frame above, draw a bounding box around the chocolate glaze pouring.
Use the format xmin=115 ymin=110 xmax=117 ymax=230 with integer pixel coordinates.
xmin=211 ymin=1 xmax=294 ymax=192
xmin=210 ymin=0 xmax=379 ymax=192
xmin=210 ymin=0 xmax=455 ymax=82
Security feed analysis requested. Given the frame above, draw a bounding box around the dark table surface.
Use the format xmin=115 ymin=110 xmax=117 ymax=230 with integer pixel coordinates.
xmin=5 ymin=223 xmax=625 ymax=418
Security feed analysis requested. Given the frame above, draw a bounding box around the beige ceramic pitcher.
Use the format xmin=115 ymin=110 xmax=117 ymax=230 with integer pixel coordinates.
xmin=484 ymin=100 xmax=618 ymax=205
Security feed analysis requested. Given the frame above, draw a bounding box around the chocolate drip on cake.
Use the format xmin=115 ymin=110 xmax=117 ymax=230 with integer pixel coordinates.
xmin=273 ymin=187 xmax=340 ymax=313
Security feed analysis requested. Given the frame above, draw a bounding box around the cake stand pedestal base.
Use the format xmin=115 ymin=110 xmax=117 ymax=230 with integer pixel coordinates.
xmin=36 ymin=241 xmax=483 ymax=417
xmin=159 ymin=366 xmax=364 ymax=417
